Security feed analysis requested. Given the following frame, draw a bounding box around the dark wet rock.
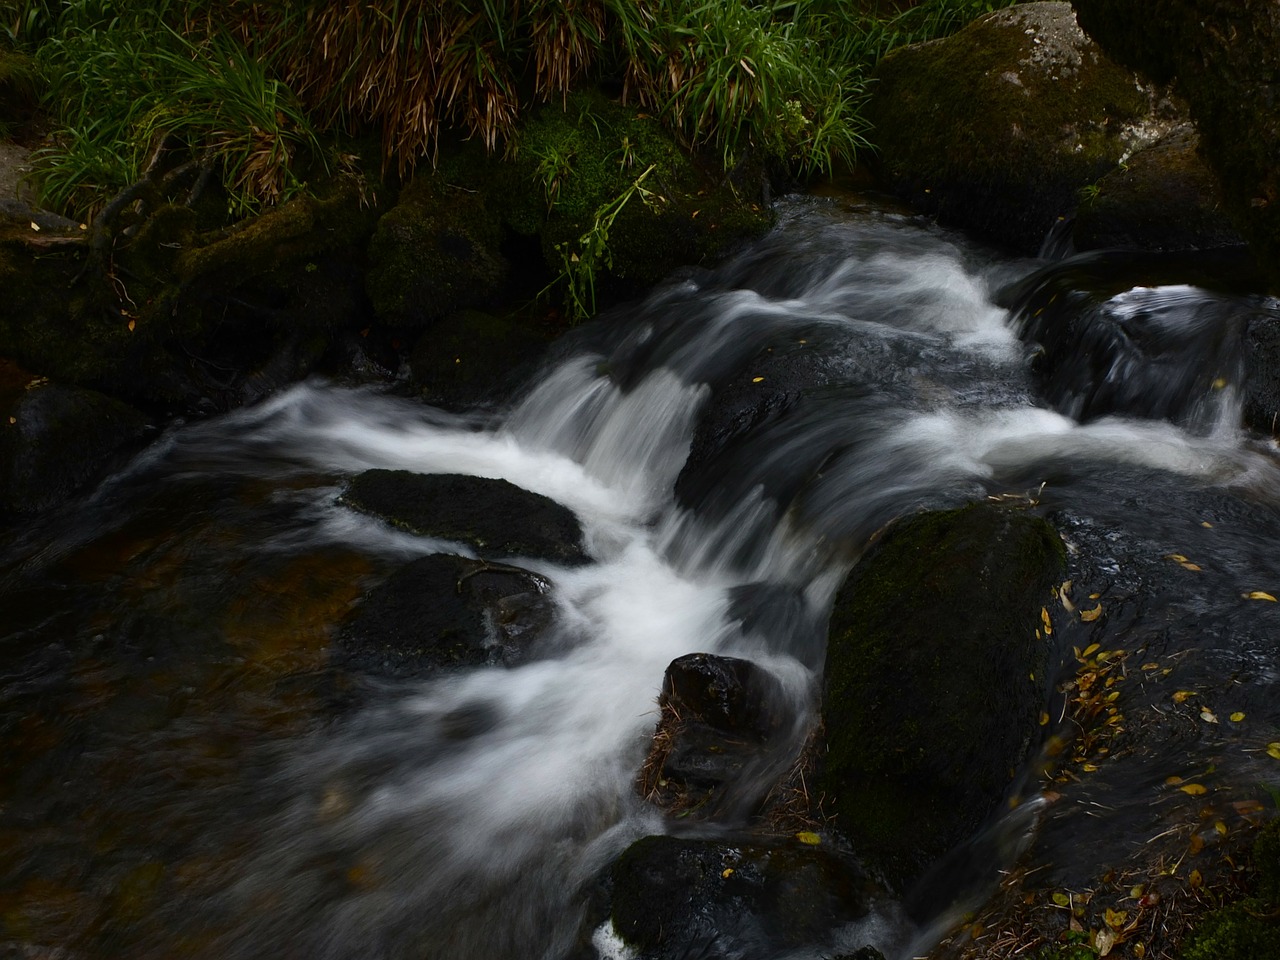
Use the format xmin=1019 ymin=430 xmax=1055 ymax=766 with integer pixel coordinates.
xmin=609 ymin=834 xmax=869 ymax=959
xmin=1072 ymin=125 xmax=1244 ymax=253
xmin=1070 ymin=0 xmax=1280 ymax=291
xmin=341 ymin=469 xmax=587 ymax=564
xmin=820 ymin=503 xmax=1065 ymax=894
xmin=0 ymin=362 xmax=149 ymax=514
xmin=0 ymin=182 xmax=379 ymax=413
xmin=336 ymin=553 xmax=555 ymax=678
xmin=408 ymin=308 xmax=552 ymax=410
xmin=1003 ymin=248 xmax=1279 ymax=433
xmin=639 ymin=653 xmax=789 ymax=818
xmin=674 ymin=333 xmax=848 ymax=510
xmin=866 ymin=2 xmax=1155 ymax=253
xmin=365 ymin=175 xmax=508 ymax=327
xmin=1243 ymin=300 xmax=1280 ymax=439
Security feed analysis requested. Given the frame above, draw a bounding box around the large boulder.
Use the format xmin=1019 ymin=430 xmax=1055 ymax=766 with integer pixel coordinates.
xmin=865 ymin=2 xmax=1154 ymax=253
xmin=1070 ymin=0 xmax=1280 ymax=292
xmin=1072 ymin=125 xmax=1244 ymax=253
xmin=340 ymin=469 xmax=588 ymax=565
xmin=820 ymin=503 xmax=1065 ymax=894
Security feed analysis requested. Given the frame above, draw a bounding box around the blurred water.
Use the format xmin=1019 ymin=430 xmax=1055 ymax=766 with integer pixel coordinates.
xmin=2 ymin=197 xmax=1278 ymax=960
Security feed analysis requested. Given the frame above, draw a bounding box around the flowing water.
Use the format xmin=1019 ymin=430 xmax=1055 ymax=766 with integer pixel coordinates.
xmin=2 ymin=196 xmax=1279 ymax=960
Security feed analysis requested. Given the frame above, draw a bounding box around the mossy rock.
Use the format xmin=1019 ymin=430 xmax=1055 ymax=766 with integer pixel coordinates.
xmin=866 ymin=2 xmax=1149 ymax=253
xmin=820 ymin=503 xmax=1065 ymax=893
xmin=1073 ymin=125 xmax=1243 ymax=252
xmin=0 ymin=180 xmax=378 ymax=410
xmin=365 ymin=173 xmax=508 ymax=327
xmin=509 ymin=89 xmax=773 ymax=295
xmin=340 ymin=469 xmax=588 ymax=564
xmin=408 ymin=308 xmax=551 ymax=410
xmin=1071 ymin=0 xmax=1280 ymax=292
xmin=0 ymin=360 xmax=149 ymax=514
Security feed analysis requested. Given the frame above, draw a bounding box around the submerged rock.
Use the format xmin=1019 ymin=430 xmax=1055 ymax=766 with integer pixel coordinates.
xmin=866 ymin=2 xmax=1154 ymax=253
xmin=1245 ymin=309 xmax=1280 ymax=438
xmin=0 ymin=361 xmax=149 ymax=514
xmin=820 ymin=503 xmax=1065 ymax=893
xmin=608 ymin=834 xmax=870 ymax=960
xmin=336 ymin=553 xmax=555 ymax=678
xmin=341 ymin=469 xmax=588 ymax=564
xmin=638 ymin=653 xmax=788 ymax=818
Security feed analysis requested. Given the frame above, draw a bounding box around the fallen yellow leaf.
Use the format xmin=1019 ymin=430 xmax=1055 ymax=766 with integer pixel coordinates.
xmin=794 ymin=831 xmax=821 ymax=846
xmin=1083 ymin=642 xmax=1101 ymax=657
xmin=722 ymin=867 xmax=734 ymax=878
xmin=751 ymin=376 xmax=765 ymax=383
xmin=1080 ymin=605 xmax=1103 ymax=623
xmin=1095 ymin=925 xmax=1116 ymax=957
xmin=1166 ymin=553 xmax=1188 ymax=563
xmin=1052 ymin=892 xmax=1070 ymax=907
xmin=1173 ymin=690 xmax=1196 ymax=704
xmin=1180 ymin=562 xmax=1202 ymax=571
xmin=1230 ymin=712 xmax=1245 ymax=722
xmin=1215 ymin=821 xmax=1228 ymax=837
xmin=1267 ymin=743 xmax=1280 ymax=761
xmin=1104 ymin=907 xmax=1128 ymax=929
xmin=1179 ymin=783 xmax=1208 ymax=795
xmin=1246 ymin=591 xmax=1277 ymax=602
xmin=1189 ymin=869 xmax=1203 ymax=889
xmin=1039 ymin=711 xmax=1049 ymax=726
xmin=1041 ymin=607 xmax=1053 ymax=634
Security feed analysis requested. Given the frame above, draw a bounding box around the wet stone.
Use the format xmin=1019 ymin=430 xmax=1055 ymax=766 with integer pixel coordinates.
xmin=335 ymin=553 xmax=556 ymax=679
xmin=639 ymin=653 xmax=787 ymax=818
xmin=340 ymin=469 xmax=587 ymax=564
xmin=608 ymin=834 xmax=870 ymax=960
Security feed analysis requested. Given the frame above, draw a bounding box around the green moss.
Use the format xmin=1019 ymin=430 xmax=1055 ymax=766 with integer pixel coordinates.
xmin=866 ymin=5 xmax=1146 ymax=251
xmin=511 ymin=90 xmax=772 ymax=291
xmin=1179 ymin=818 xmax=1280 ymax=960
xmin=820 ymin=503 xmax=1065 ymax=890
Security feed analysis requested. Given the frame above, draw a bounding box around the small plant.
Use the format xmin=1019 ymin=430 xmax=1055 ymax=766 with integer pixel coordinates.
xmin=545 ymin=163 xmax=658 ymax=323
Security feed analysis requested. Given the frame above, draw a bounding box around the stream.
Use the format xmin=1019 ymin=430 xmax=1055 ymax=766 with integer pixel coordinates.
xmin=2 ymin=195 xmax=1278 ymax=960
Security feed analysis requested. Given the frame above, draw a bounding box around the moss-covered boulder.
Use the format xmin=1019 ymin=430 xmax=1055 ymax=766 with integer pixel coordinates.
xmin=509 ymin=90 xmax=773 ymax=298
xmin=1073 ymin=125 xmax=1244 ymax=252
xmin=865 ymin=2 xmax=1152 ymax=253
xmin=408 ymin=308 xmax=552 ymax=410
xmin=0 ymin=360 xmax=149 ymax=514
xmin=609 ymin=834 xmax=870 ymax=959
xmin=340 ymin=469 xmax=588 ymax=564
xmin=336 ymin=553 xmax=555 ymax=679
xmin=0 ymin=180 xmax=379 ymax=411
xmin=820 ymin=503 xmax=1065 ymax=893
xmin=365 ymin=174 xmax=509 ymax=327
xmin=1070 ymin=0 xmax=1280 ymax=291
